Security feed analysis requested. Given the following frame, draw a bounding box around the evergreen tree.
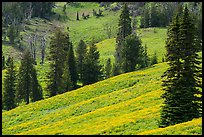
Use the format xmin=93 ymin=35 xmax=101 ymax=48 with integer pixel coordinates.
xmin=76 ymin=11 xmax=79 ymax=20
xmin=46 ymin=28 xmax=67 ymax=97
xmin=16 ymin=49 xmax=42 ymax=104
xmin=159 ymin=6 xmax=202 ymax=127
xmin=30 ymin=68 xmax=43 ymax=102
xmin=76 ymin=40 xmax=87 ymax=81
xmin=62 ymin=58 xmax=73 ymax=93
xmin=140 ymin=44 xmax=150 ymax=68
xmin=112 ymin=63 xmax=120 ymax=76
xmin=105 ymin=58 xmax=112 ymax=79
xmin=121 ymin=34 xmax=142 ymax=73
xmin=151 ymin=51 xmax=158 ymax=65
xmin=3 ymin=57 xmax=17 ymax=110
xmin=2 ymin=52 xmax=5 ymax=69
xmin=140 ymin=5 xmax=149 ymax=28
xmin=115 ymin=3 xmax=132 ymax=73
xmin=67 ymin=43 xmax=78 ymax=88
xmin=82 ymin=44 xmax=102 ymax=85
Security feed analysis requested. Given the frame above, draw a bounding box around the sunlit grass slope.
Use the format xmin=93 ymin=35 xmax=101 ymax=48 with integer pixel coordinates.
xmin=2 ymin=62 xmax=202 ymax=135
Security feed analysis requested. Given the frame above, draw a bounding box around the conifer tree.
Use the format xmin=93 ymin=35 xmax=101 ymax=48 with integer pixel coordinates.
xmin=62 ymin=59 xmax=73 ymax=93
xmin=76 ymin=11 xmax=79 ymax=20
xmin=76 ymin=40 xmax=87 ymax=81
xmin=112 ymin=63 xmax=120 ymax=76
xmin=46 ymin=28 xmax=67 ymax=97
xmin=121 ymin=34 xmax=142 ymax=73
xmin=67 ymin=43 xmax=78 ymax=88
xmin=2 ymin=52 xmax=5 ymax=69
xmin=3 ymin=56 xmax=17 ymax=110
xmin=151 ymin=51 xmax=158 ymax=65
xmin=105 ymin=58 xmax=112 ymax=78
xmin=82 ymin=44 xmax=102 ymax=85
xmin=16 ymin=49 xmax=42 ymax=104
xmin=141 ymin=44 xmax=150 ymax=68
xmin=115 ymin=3 xmax=132 ymax=73
xmin=30 ymin=68 xmax=43 ymax=102
xmin=159 ymin=6 xmax=202 ymax=127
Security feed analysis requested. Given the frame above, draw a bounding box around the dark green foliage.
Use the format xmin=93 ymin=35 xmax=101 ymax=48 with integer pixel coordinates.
xmin=7 ymin=24 xmax=20 ymax=45
xmin=62 ymin=55 xmax=73 ymax=93
xmin=151 ymin=51 xmax=158 ymax=65
xmin=115 ymin=3 xmax=132 ymax=73
xmin=160 ymin=6 xmax=202 ymax=128
xmin=30 ymin=68 xmax=43 ymax=102
xmin=2 ymin=52 xmax=5 ymax=69
xmin=76 ymin=11 xmax=79 ymax=20
xmin=140 ymin=6 xmax=149 ymax=28
xmin=112 ymin=63 xmax=120 ymax=77
xmin=121 ymin=34 xmax=142 ymax=73
xmin=67 ymin=43 xmax=78 ymax=88
xmin=3 ymin=57 xmax=17 ymax=110
xmin=31 ymin=2 xmax=54 ymax=18
xmin=105 ymin=58 xmax=112 ymax=78
xmin=140 ymin=44 xmax=150 ymax=68
xmin=82 ymin=44 xmax=102 ymax=85
xmin=76 ymin=40 xmax=87 ymax=81
xmin=16 ymin=49 xmax=42 ymax=105
xmin=46 ymin=28 xmax=70 ymax=97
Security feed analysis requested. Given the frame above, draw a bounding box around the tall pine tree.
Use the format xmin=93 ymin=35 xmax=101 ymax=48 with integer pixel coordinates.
xmin=16 ymin=49 xmax=42 ymax=105
xmin=76 ymin=40 xmax=87 ymax=81
xmin=115 ymin=3 xmax=132 ymax=73
xmin=3 ymin=56 xmax=17 ymax=110
xmin=82 ymin=43 xmax=102 ymax=85
xmin=105 ymin=58 xmax=112 ymax=79
xmin=121 ymin=34 xmax=142 ymax=73
xmin=159 ymin=6 xmax=202 ymax=127
xmin=67 ymin=43 xmax=78 ymax=88
xmin=46 ymin=27 xmax=70 ymax=97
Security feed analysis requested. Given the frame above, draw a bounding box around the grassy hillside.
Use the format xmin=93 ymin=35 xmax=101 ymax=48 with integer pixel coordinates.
xmin=2 ymin=62 xmax=202 ymax=135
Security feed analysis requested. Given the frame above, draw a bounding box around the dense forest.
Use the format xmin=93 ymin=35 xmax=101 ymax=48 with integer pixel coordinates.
xmin=2 ymin=2 xmax=202 ymax=135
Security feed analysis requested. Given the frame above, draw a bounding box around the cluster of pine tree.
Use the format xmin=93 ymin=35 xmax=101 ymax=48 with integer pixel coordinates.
xmin=46 ymin=27 xmax=102 ymax=97
xmin=159 ymin=5 xmax=202 ymax=127
xmin=3 ymin=50 xmax=43 ymax=110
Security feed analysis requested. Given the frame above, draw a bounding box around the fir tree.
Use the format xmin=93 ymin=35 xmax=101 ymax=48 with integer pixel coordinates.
xmin=82 ymin=43 xmax=102 ymax=85
xmin=105 ymin=58 xmax=112 ymax=79
xmin=30 ymin=68 xmax=43 ymax=102
xmin=121 ymin=34 xmax=142 ymax=73
xmin=159 ymin=6 xmax=202 ymax=127
xmin=112 ymin=63 xmax=120 ymax=76
xmin=115 ymin=3 xmax=132 ymax=73
xmin=62 ymin=59 xmax=73 ymax=93
xmin=16 ymin=49 xmax=42 ymax=104
xmin=151 ymin=51 xmax=158 ymax=65
xmin=2 ymin=52 xmax=5 ymax=69
xmin=3 ymin=56 xmax=17 ymax=110
xmin=46 ymin=28 xmax=67 ymax=97
xmin=67 ymin=43 xmax=78 ymax=88
xmin=76 ymin=40 xmax=87 ymax=81
xmin=76 ymin=11 xmax=79 ymax=20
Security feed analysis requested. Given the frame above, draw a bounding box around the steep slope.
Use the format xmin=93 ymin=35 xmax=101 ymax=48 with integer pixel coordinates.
xmin=2 ymin=62 xmax=202 ymax=135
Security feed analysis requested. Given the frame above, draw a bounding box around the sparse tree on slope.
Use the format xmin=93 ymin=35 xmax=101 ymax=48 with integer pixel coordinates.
xmin=3 ymin=56 xmax=17 ymax=110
